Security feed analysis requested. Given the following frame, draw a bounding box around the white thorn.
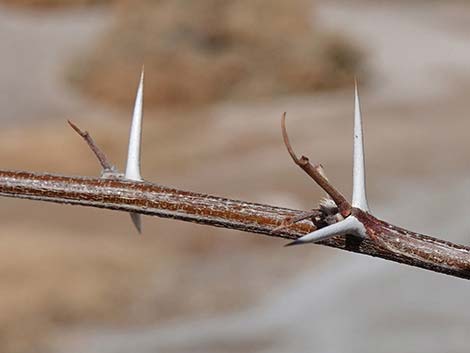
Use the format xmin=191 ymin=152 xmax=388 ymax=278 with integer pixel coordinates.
xmin=125 ymin=68 xmax=144 ymax=182
xmin=130 ymin=212 xmax=142 ymax=234
xmin=287 ymin=216 xmax=366 ymax=245
xmin=125 ymin=68 xmax=145 ymax=233
xmin=351 ymin=81 xmax=369 ymax=211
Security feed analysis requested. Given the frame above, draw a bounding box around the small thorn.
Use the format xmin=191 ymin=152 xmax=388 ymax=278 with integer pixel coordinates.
xmin=351 ymin=81 xmax=369 ymax=211
xmin=130 ymin=212 xmax=142 ymax=234
xmin=286 ymin=216 xmax=366 ymax=245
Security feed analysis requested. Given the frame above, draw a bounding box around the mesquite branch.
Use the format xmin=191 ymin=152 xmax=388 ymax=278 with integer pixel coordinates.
xmin=1 ymin=170 xmax=470 ymax=280
xmin=2 ymin=76 xmax=470 ymax=281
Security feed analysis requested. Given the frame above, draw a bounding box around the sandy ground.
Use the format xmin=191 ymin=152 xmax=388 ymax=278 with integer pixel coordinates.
xmin=0 ymin=1 xmax=470 ymax=352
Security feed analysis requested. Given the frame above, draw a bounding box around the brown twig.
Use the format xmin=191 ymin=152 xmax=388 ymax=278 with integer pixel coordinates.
xmin=0 ymin=170 xmax=470 ymax=280
xmin=281 ymin=113 xmax=351 ymax=217
xmin=68 ymin=120 xmax=115 ymax=173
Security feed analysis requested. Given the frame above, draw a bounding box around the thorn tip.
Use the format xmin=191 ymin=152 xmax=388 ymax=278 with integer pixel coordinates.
xmin=130 ymin=213 xmax=142 ymax=234
xmin=284 ymin=239 xmax=303 ymax=247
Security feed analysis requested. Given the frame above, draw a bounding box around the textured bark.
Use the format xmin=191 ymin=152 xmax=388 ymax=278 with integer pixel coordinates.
xmin=0 ymin=170 xmax=469 ymax=280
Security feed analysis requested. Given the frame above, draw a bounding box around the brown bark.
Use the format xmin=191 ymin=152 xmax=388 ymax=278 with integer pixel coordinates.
xmin=0 ymin=170 xmax=469 ymax=280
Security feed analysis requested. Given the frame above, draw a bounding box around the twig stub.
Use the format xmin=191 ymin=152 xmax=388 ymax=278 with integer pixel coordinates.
xmin=281 ymin=113 xmax=351 ymax=217
xmin=68 ymin=120 xmax=115 ymax=173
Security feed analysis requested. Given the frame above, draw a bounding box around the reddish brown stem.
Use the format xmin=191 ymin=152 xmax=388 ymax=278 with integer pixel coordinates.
xmin=281 ymin=113 xmax=351 ymax=216
xmin=68 ymin=120 xmax=115 ymax=172
xmin=0 ymin=170 xmax=469 ymax=280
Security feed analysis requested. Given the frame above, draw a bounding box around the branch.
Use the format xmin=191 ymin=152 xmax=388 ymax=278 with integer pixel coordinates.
xmin=1 ymin=170 xmax=469 ymax=280
xmin=3 ymin=74 xmax=470 ymax=281
xmin=281 ymin=113 xmax=351 ymax=217
xmin=68 ymin=120 xmax=115 ymax=173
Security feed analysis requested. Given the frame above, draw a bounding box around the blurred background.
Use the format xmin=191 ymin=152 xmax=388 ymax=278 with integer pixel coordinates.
xmin=0 ymin=0 xmax=469 ymax=352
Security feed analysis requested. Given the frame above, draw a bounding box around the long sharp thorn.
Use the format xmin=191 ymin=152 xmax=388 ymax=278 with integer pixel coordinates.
xmin=351 ymin=80 xmax=369 ymax=211
xmin=125 ymin=68 xmax=145 ymax=233
xmin=125 ymin=68 xmax=144 ymax=182
xmin=284 ymin=216 xmax=365 ymax=246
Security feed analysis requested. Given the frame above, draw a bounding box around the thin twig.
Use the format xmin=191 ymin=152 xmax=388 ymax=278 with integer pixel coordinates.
xmin=0 ymin=170 xmax=469 ymax=280
xmin=281 ymin=113 xmax=351 ymax=217
xmin=68 ymin=120 xmax=115 ymax=172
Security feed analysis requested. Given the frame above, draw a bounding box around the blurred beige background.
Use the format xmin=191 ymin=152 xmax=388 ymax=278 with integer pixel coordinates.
xmin=0 ymin=1 xmax=469 ymax=352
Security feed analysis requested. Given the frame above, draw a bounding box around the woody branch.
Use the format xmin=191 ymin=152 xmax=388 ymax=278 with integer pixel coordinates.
xmin=2 ymin=71 xmax=469 ymax=281
xmin=0 ymin=170 xmax=469 ymax=280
